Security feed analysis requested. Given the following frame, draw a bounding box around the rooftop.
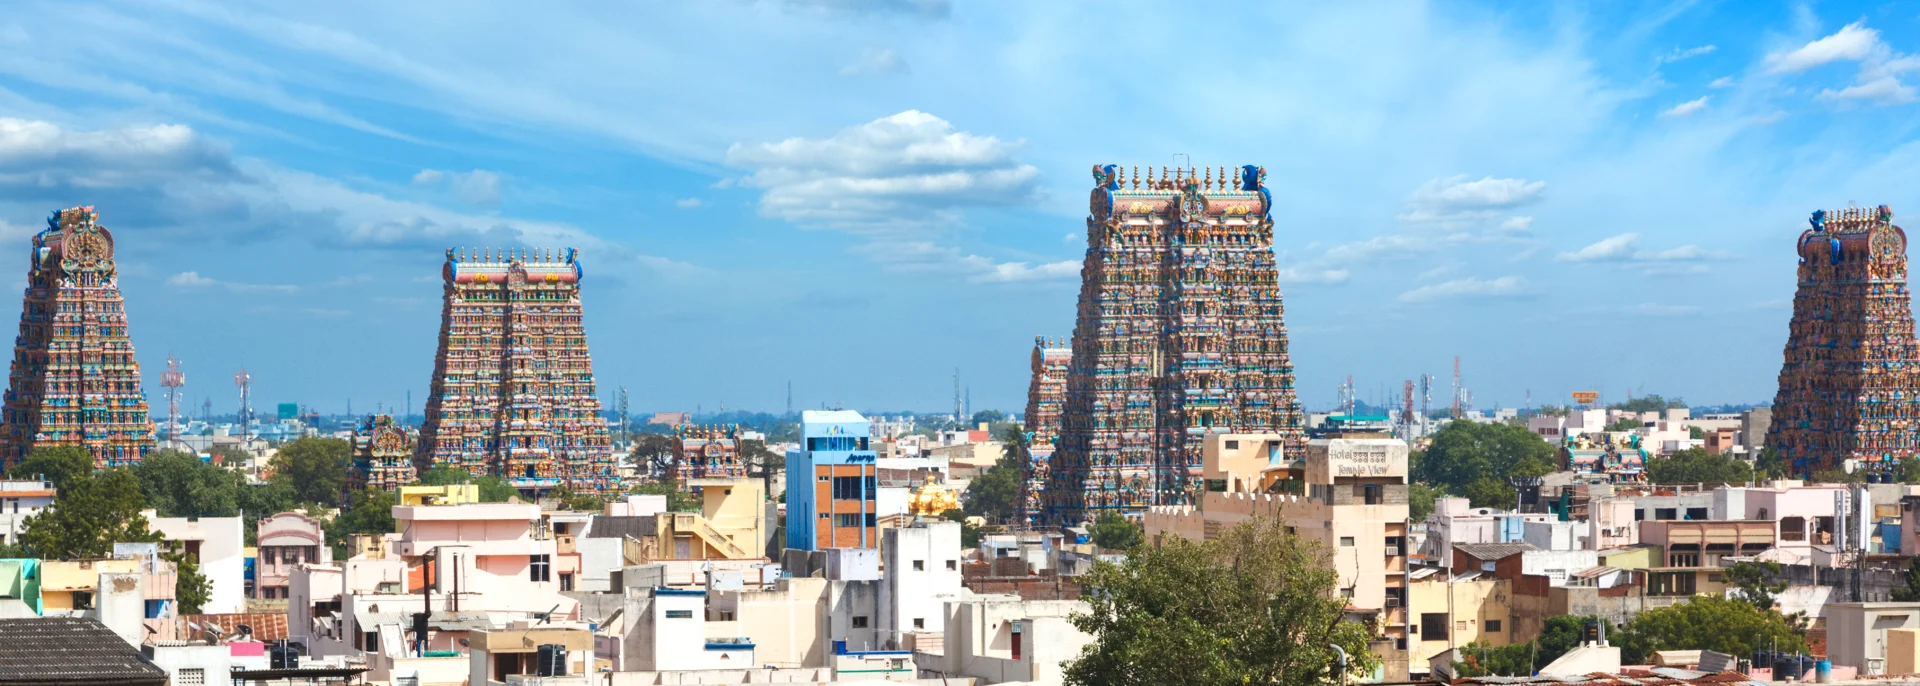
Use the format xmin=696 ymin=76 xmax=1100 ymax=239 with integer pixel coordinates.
xmin=1454 ymin=542 xmax=1540 ymax=561
xmin=0 ymin=616 xmax=167 ymax=685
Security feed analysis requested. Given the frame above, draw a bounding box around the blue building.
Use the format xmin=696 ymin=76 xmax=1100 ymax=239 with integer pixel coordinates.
xmin=785 ymin=410 xmax=878 ymax=551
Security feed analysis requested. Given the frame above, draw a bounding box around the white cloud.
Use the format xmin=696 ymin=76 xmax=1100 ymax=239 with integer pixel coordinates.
xmin=1397 ymin=276 xmax=1529 ymax=303
xmin=1817 ymin=77 xmax=1918 ymax=105
xmin=728 ymin=110 xmax=1058 ymax=281
xmin=1556 ymin=233 xmax=1733 ymax=264
xmin=411 ymin=168 xmax=504 ymax=207
xmin=1658 ymin=45 xmax=1716 ymax=64
xmin=165 ymin=270 xmax=299 ymax=293
xmin=1399 ymin=176 xmax=1547 ymax=226
xmin=0 ymin=117 xmax=237 ymax=189
xmin=1766 ymin=22 xmax=1882 ymax=73
xmin=1662 ymin=96 xmax=1710 ymax=117
xmin=1323 ymin=234 xmax=1436 ymax=263
xmin=1276 ymin=265 xmax=1350 ymax=284
xmin=1498 ymin=216 xmax=1534 ymax=234
xmin=841 ymin=48 xmax=908 ymax=76
xmin=1709 ymin=76 xmax=1735 ymax=88
xmin=675 ymin=197 xmax=704 ymax=209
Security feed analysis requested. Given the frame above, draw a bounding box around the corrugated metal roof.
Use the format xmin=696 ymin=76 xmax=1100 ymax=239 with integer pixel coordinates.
xmin=0 ymin=616 xmax=167 ymax=684
xmin=1455 ymin=542 xmax=1539 ymax=560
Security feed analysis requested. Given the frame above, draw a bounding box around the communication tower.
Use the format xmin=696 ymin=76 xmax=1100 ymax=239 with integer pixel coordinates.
xmin=1401 ymin=380 xmax=1415 ymax=437
xmin=235 ymin=368 xmax=251 ymax=444
xmin=160 ymin=356 xmax=185 ymax=445
xmin=1451 ymin=357 xmax=1464 ymax=419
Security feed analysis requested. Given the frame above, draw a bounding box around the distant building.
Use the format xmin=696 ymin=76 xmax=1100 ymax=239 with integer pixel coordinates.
xmin=672 ymin=424 xmax=745 ymax=481
xmin=0 ymin=207 xmax=158 ymax=469
xmin=253 ymin=512 xmax=328 ymax=601
xmin=1766 ymin=206 xmax=1920 ymax=477
xmin=415 ymin=248 xmax=616 ymax=493
xmin=785 ymin=410 xmax=879 ymax=551
xmin=0 ymin=479 xmax=54 ymax=548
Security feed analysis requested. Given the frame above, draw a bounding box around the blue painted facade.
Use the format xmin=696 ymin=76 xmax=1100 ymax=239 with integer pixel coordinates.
xmin=785 ymin=410 xmax=878 ymax=551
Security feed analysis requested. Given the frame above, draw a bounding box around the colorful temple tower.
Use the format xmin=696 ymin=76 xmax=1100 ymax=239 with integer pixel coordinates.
xmin=672 ymin=424 xmax=746 ymax=481
xmin=415 ymin=248 xmax=617 ymax=493
xmin=1045 ymin=165 xmax=1305 ymax=523
xmin=1018 ymin=336 xmax=1071 ymax=528
xmin=348 ymin=414 xmax=418 ymax=492
xmin=1766 ymin=206 xmax=1920 ymax=477
xmin=0 ymin=207 xmax=157 ymax=469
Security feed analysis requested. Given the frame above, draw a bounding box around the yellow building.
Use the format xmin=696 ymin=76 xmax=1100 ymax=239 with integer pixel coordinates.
xmin=39 ymin=558 xmax=142 ymax=612
xmin=1408 ymin=567 xmax=1513 ymax=673
xmin=399 ymin=484 xmax=481 ymax=506
xmin=612 ymin=477 xmax=769 ymax=562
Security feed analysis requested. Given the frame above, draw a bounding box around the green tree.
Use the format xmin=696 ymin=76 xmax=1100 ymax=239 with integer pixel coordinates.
xmin=1688 ymin=426 xmax=1706 ymax=440
xmin=1605 ymin=417 xmax=1644 ymax=432
xmin=1413 ymin=421 xmax=1555 ymax=496
xmin=135 ymin=450 xmax=241 ymax=518
xmin=963 ymin=465 xmax=1021 ymax=522
xmin=269 ymin=437 xmax=351 ymax=507
xmin=1409 ymin=483 xmax=1442 ymax=523
xmin=942 ymin=508 xmax=981 ymax=548
xmin=1725 ymin=560 xmax=1787 ymax=611
xmin=545 ymin=486 xmax=604 ymax=512
xmin=1090 ymin=512 xmax=1143 ymax=550
xmin=1065 ymin=517 xmax=1378 ymax=686
xmin=20 ymin=468 xmax=160 ymax=559
xmin=1454 ymin=642 xmax=1536 ymax=677
xmin=1646 ymin=448 xmax=1754 ymax=486
xmin=1537 ymin=615 xmax=1611 ymax=669
xmin=327 ymin=488 xmax=398 ymax=559
xmin=1812 ymin=467 xmax=1865 ymax=484
xmin=741 ymin=439 xmax=783 ymax=495
xmin=628 ymin=433 xmax=678 ymax=477
xmin=7 ymin=445 xmax=96 ymax=490
xmin=1616 ymin=595 xmax=1806 ymax=664
xmin=207 ymin=444 xmax=250 ymax=468
xmin=1464 ymin=477 xmax=1516 ymax=509
xmin=970 ymin=409 xmax=1007 ymax=426
xmin=1609 ymin=395 xmax=1686 ymax=413
xmin=172 ymin=550 xmax=211 ymax=615
xmin=1755 ymin=447 xmax=1788 ymax=480
xmin=1892 ymin=555 xmax=1920 ymax=602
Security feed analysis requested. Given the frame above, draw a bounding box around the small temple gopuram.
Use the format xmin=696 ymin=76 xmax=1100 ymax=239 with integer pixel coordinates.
xmin=1039 ymin=165 xmax=1306 ymax=524
xmin=0 ymin=206 xmax=157 ymax=469
xmin=1018 ymin=336 xmax=1070 ymax=528
xmin=672 ymin=424 xmax=746 ymax=481
xmin=349 ymin=414 xmax=418 ymax=492
xmin=415 ymin=248 xmax=617 ymax=493
xmin=1766 ymin=206 xmax=1920 ymax=478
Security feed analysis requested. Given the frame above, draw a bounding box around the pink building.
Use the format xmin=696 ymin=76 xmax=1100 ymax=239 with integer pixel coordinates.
xmin=255 ymin=512 xmax=329 ymax=600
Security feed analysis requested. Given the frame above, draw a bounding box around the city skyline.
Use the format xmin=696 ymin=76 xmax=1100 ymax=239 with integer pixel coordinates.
xmin=1 ymin=2 xmax=1918 ymax=414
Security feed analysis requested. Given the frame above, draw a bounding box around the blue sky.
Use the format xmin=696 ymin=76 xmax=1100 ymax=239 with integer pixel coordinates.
xmin=1 ymin=1 xmax=1918 ymax=416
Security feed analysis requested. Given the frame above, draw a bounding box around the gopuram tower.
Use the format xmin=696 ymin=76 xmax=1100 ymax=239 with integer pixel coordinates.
xmin=1018 ymin=336 xmax=1070 ymax=528
xmin=1766 ymin=206 xmax=1920 ymax=478
xmin=416 ymin=248 xmax=617 ymax=493
xmin=1044 ymin=165 xmax=1305 ymax=524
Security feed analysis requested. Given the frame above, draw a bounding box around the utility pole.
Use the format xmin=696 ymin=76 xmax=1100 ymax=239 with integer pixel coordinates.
xmin=953 ymin=368 xmax=963 ymax=423
xmin=617 ymin=386 xmax=630 ymax=448
xmin=786 ymin=381 xmax=793 ymax=418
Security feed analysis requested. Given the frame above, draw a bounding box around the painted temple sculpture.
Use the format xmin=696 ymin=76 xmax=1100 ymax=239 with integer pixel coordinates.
xmin=1019 ymin=336 xmax=1070 ymax=528
xmin=1766 ymin=206 xmax=1920 ymax=478
xmin=416 ymin=248 xmax=617 ymax=493
xmin=672 ymin=424 xmax=747 ymax=481
xmin=1036 ymin=165 xmax=1306 ymax=524
xmin=349 ymin=414 xmax=418 ymax=492
xmin=1559 ymin=432 xmax=1647 ymax=483
xmin=1 ymin=206 xmax=157 ymax=468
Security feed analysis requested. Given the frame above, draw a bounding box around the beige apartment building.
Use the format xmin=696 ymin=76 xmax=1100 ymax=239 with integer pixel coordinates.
xmin=1146 ymin=427 xmax=1413 ymax=658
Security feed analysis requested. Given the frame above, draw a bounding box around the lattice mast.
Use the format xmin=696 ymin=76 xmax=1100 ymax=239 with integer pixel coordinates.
xmin=160 ymin=356 xmax=184 ymax=446
xmin=1047 ymin=164 xmax=1305 ymax=522
xmin=235 ymin=368 xmax=251 ymax=445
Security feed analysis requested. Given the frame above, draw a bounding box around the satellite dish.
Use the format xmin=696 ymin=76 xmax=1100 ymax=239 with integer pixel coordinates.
xmin=235 ymin=624 xmax=253 ymax=636
xmin=187 ymin=622 xmax=202 ymax=632
xmin=1844 ymin=459 xmax=1859 ymax=475
xmin=458 ymin=638 xmax=471 ymax=648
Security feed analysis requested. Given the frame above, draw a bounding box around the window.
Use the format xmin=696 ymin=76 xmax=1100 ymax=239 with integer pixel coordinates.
xmin=1224 ymin=440 xmax=1240 ymax=450
xmin=560 ymin=573 xmax=574 ymax=592
xmin=1781 ymin=517 xmax=1806 ymax=542
xmin=1685 ymin=507 xmax=1708 ymax=520
xmin=852 ymin=616 xmax=869 ymax=628
xmin=1363 ymin=484 xmax=1382 ymax=505
xmin=364 ymin=631 xmax=379 ymax=652
xmin=1655 ymin=508 xmax=1677 ymax=520
xmin=1385 ymin=586 xmax=1405 ymax=608
xmin=665 ymin=610 xmax=693 ymax=619
xmin=1669 ymin=551 xmax=1701 ymax=567
xmin=833 ymin=476 xmax=863 ymax=500
xmin=836 ymin=513 xmax=862 ymax=527
xmin=1635 ymin=509 xmax=1646 ymax=521
xmin=1385 ymin=536 xmax=1404 ymax=556
xmin=819 ymin=512 xmax=831 ymax=519
xmin=913 ymin=560 xmax=925 ymax=571
xmin=913 ymin=617 xmax=925 ymax=629
xmin=530 ymin=554 xmax=551 ymax=582
xmin=176 ymin=668 xmax=206 ymax=686
xmin=1420 ymin=613 xmax=1447 ymax=637
xmin=946 ymin=560 xmax=957 ymax=570
xmin=1339 ymin=536 xmax=1355 ymax=547
xmin=866 ymin=513 xmax=877 ymax=527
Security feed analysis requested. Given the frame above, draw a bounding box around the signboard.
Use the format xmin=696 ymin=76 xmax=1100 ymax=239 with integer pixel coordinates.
xmin=1325 ymin=442 xmax=1406 ymax=478
xmin=278 ymin=402 xmax=299 ymax=420
xmin=1571 ymin=391 xmax=1599 ymax=405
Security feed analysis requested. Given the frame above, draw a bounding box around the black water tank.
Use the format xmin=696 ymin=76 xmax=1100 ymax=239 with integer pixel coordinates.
xmin=535 ymin=644 xmax=567 ymax=677
xmin=269 ymin=645 xmax=300 ymax=670
xmin=1774 ymin=654 xmax=1804 ymax=680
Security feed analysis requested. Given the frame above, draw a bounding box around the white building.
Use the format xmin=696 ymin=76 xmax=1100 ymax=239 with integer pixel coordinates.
xmin=617 ymin=588 xmax=754 ymax=671
xmin=880 ymin=520 xmax=967 ymax=648
xmin=146 ymin=513 xmax=246 ymax=614
xmin=915 ymin=596 xmax=1092 ymax=686
xmin=0 ymin=479 xmax=54 ymax=547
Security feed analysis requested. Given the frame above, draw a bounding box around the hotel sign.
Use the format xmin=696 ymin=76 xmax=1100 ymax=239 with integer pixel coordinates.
xmin=1572 ymin=391 xmax=1599 ymax=405
xmin=1327 ymin=443 xmax=1404 ymax=478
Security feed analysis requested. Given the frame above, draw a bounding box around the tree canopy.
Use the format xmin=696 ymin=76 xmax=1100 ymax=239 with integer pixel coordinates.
xmin=1090 ymin=512 xmax=1143 ymax=550
xmin=1609 ymin=395 xmax=1686 ymax=413
xmin=7 ymin=445 xmax=96 ymax=490
xmin=268 ymin=437 xmax=350 ymax=507
xmin=1065 ymin=518 xmax=1378 ymax=686
xmin=136 ymin=450 xmax=242 ymax=518
xmin=1412 ymin=420 xmax=1554 ymax=499
xmin=1409 ymin=483 xmax=1442 ymax=522
xmin=327 ymin=488 xmax=397 ymax=559
xmin=20 ymin=468 xmax=160 ymax=559
xmin=631 ymin=479 xmax=701 ymax=513
xmin=1646 ymin=448 xmax=1753 ymax=486
xmin=1614 ymin=595 xmax=1806 ymax=664
xmin=1725 ymin=560 xmax=1787 ymax=612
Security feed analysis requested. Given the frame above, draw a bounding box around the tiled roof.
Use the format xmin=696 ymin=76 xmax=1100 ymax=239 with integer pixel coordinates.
xmin=0 ymin=616 xmax=167 ymax=685
xmin=1454 ymin=542 xmax=1539 ymax=560
xmin=180 ymin=612 xmax=289 ymax=641
xmin=587 ymin=515 xmax=658 ymax=539
xmin=1450 ymin=668 xmax=1768 ymax=686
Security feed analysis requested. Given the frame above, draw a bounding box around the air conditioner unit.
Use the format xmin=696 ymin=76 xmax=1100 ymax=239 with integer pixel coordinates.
xmin=1386 ymin=598 xmax=1401 ymax=608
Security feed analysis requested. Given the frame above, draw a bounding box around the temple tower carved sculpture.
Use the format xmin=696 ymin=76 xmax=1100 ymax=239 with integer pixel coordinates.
xmin=349 ymin=414 xmax=418 ymax=492
xmin=1019 ymin=336 xmax=1071 ymax=528
xmin=1766 ymin=206 xmax=1920 ymax=478
xmin=416 ymin=248 xmax=616 ymax=493
xmin=1043 ymin=165 xmax=1305 ymax=523
xmin=1 ymin=207 xmax=157 ymax=469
